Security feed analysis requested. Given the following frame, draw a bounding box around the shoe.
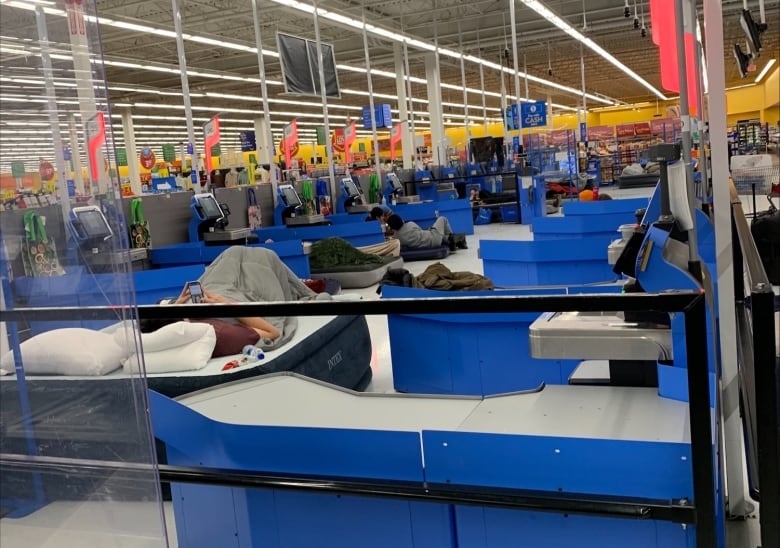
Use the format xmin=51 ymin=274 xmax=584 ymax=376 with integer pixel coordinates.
xmin=457 ymin=241 xmax=468 ymax=250
xmin=447 ymin=234 xmax=457 ymax=252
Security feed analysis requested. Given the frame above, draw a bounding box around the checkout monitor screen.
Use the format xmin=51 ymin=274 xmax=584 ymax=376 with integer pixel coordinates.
xmin=342 ymin=178 xmax=361 ymax=198
xmin=195 ymin=194 xmax=224 ymax=220
xmin=387 ymin=173 xmax=403 ymax=193
xmin=280 ymin=185 xmax=302 ymax=208
xmin=76 ymin=208 xmax=112 ymax=240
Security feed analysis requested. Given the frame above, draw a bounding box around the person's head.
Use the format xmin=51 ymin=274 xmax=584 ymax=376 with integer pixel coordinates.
xmin=386 ymin=214 xmax=404 ymax=231
xmin=369 ymin=206 xmax=385 ymax=220
xmin=597 ymin=192 xmax=613 ymax=200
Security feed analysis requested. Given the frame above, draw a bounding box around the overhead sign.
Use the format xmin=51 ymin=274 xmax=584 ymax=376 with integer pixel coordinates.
xmin=115 ymin=148 xmax=128 ymax=166
xmin=86 ymin=111 xmax=106 ymax=181
xmin=634 ymin=122 xmax=651 ymax=136
xmin=362 ymin=104 xmax=392 ymax=129
xmin=39 ymin=161 xmax=54 ymax=181
xmin=139 ymin=147 xmax=156 ymax=170
xmin=162 ymin=143 xmax=176 ymax=162
xmin=344 ymin=121 xmax=357 ymax=163
xmin=390 ymin=124 xmax=403 ymax=161
xmin=505 ymin=105 xmax=520 ymax=131
xmin=283 ymin=119 xmax=298 ymax=167
xmin=11 ymin=161 xmax=25 ymax=179
xmin=203 ymin=116 xmax=220 ymax=174
xmin=616 ymin=124 xmax=636 ymax=138
xmin=587 ymin=125 xmax=614 ymax=141
xmin=521 ymin=101 xmax=547 ymax=128
xmin=239 ymin=130 xmax=256 ymax=152
xmin=332 ymin=127 xmax=345 ymax=154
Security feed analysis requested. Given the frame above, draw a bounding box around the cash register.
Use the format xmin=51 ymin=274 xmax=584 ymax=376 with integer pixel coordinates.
xmin=339 ymin=177 xmax=377 ymax=214
xmin=273 ymin=184 xmax=327 ymax=226
xmin=383 ymin=172 xmax=418 ymax=205
xmin=68 ymin=205 xmax=147 ymax=270
xmin=188 ymin=192 xmax=257 ymax=245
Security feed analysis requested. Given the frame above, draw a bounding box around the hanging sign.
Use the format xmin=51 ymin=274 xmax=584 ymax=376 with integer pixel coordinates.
xmin=203 ymin=115 xmax=220 ymax=174
xmin=63 ymin=147 xmax=72 ymax=161
xmin=11 ymin=161 xmax=25 ymax=179
xmin=315 ymin=126 xmax=327 ymax=146
xmin=521 ymin=101 xmax=547 ymax=128
xmin=239 ymin=130 xmax=256 ymax=152
xmin=634 ymin=122 xmax=651 ymax=136
xmin=579 ymin=122 xmax=587 ymax=142
xmin=390 ymin=124 xmax=403 ymax=161
xmin=344 ymin=121 xmax=357 ymax=163
xmin=139 ymin=147 xmax=156 ymax=170
xmin=616 ymin=124 xmax=636 ymax=138
xmin=332 ymin=127 xmax=345 ymax=154
xmin=283 ymin=119 xmax=298 ymax=168
xmin=115 ymin=148 xmax=128 ymax=166
xmin=64 ymin=0 xmax=86 ymax=36
xmin=587 ymin=125 xmax=615 ymax=141
xmin=86 ymin=111 xmax=106 ymax=181
xmin=162 ymin=143 xmax=176 ymax=162
xmin=362 ymin=104 xmax=392 ymax=129
xmin=39 ymin=161 xmax=54 ymax=181
xmin=548 ymin=130 xmax=570 ymax=146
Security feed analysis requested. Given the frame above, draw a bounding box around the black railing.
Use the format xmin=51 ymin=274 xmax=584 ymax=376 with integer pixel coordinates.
xmin=730 ymin=183 xmax=779 ymax=548
xmin=0 ymin=291 xmax=716 ymax=548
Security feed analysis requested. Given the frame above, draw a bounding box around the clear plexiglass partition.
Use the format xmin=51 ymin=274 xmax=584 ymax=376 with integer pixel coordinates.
xmin=0 ymin=1 xmax=168 ymax=545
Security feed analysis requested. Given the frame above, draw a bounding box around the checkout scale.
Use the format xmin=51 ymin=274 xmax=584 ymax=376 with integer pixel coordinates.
xmin=68 ymin=204 xmax=147 ymax=271
xmin=151 ymin=146 xmax=726 ymax=547
xmin=189 ymin=192 xmax=257 ymax=245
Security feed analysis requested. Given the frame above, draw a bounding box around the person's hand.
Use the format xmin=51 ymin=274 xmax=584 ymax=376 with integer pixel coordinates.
xmin=174 ymin=284 xmax=191 ymax=304
xmin=202 ymin=288 xmax=231 ymax=304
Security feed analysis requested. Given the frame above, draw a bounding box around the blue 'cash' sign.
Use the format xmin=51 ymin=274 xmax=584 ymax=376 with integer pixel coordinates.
xmin=521 ymin=101 xmax=547 ymax=128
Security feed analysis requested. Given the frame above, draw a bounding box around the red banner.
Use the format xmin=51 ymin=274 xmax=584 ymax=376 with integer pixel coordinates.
xmin=203 ymin=116 xmax=220 ymax=174
xmin=390 ymin=124 xmax=403 ymax=161
xmin=331 ymin=127 xmax=345 ymax=154
xmin=616 ymin=124 xmax=635 ymax=138
xmin=343 ymin=122 xmax=356 ymax=163
xmin=87 ymin=112 xmax=106 ymax=181
xmin=634 ymin=122 xmax=651 ymax=136
xmin=283 ymin=119 xmax=298 ymax=168
xmin=587 ymin=125 xmax=614 ymax=141
xmin=548 ymin=130 xmax=570 ymax=146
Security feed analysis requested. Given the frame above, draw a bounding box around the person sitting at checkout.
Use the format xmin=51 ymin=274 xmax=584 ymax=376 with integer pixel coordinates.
xmin=386 ymin=213 xmax=467 ymax=251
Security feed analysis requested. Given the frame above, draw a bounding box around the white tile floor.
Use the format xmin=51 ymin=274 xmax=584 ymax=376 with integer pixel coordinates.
xmin=0 ymin=185 xmax=768 ymax=546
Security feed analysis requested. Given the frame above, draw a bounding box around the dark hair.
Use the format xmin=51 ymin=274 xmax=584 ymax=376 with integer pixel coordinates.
xmin=369 ymin=206 xmax=385 ymax=220
xmin=386 ymin=214 xmax=404 ymax=231
xmin=597 ymin=193 xmax=613 ymax=200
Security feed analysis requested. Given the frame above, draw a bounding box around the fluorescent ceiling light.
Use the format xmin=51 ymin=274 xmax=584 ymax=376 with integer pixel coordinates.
xmin=517 ymin=0 xmax=667 ymax=101
xmin=755 ymin=58 xmax=776 ymax=83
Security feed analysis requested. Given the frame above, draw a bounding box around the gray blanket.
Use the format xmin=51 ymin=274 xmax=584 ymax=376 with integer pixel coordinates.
xmin=198 ymin=246 xmax=329 ymax=351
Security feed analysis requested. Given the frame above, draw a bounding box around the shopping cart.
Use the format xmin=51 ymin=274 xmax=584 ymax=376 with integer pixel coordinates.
xmin=732 ymin=164 xmax=780 ymax=217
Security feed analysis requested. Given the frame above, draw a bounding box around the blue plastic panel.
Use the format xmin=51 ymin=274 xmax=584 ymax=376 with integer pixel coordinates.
xmin=393 ymin=199 xmax=474 ymax=235
xmin=480 ymin=238 xmax=616 ymax=286
xmin=382 ymin=286 xmax=579 ymax=395
xmin=531 ymin=213 xmax=636 ymax=239
xmin=561 ymin=197 xmax=649 ymax=216
xmin=255 ymin=222 xmax=385 ymax=247
xmin=422 ymin=431 xmax=693 ymax=500
xmin=454 ymin=506 xmax=694 ymax=548
xmin=151 ymin=390 xmax=425 ymax=482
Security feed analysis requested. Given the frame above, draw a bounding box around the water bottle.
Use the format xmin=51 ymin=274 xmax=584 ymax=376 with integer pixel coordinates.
xmin=242 ymin=345 xmax=265 ymax=360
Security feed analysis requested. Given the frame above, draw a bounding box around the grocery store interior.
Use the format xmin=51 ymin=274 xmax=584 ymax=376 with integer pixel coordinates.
xmin=0 ymin=0 xmax=778 ymax=547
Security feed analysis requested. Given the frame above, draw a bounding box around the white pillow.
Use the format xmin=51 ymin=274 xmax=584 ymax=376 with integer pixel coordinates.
xmin=122 ymin=323 xmax=216 ymax=375
xmin=113 ymin=321 xmax=212 ymax=353
xmin=0 ymin=328 xmax=125 ymax=376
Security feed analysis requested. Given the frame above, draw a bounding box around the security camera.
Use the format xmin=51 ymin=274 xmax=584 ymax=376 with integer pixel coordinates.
xmin=641 ymin=27 xmax=647 ymax=38
xmin=547 ymin=67 xmax=553 ymax=77
xmin=633 ymin=17 xmax=640 ymax=29
xmin=624 ymin=5 xmax=631 ymax=17
xmin=503 ymin=48 xmax=510 ymax=61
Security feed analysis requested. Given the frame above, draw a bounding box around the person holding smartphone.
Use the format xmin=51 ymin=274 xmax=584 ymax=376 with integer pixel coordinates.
xmin=172 ymin=282 xmax=280 ymax=341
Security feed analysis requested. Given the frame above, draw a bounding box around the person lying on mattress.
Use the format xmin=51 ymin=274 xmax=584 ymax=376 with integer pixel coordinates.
xmin=386 ymin=214 xmax=467 ymax=252
xmin=151 ymin=247 xmax=329 ymax=353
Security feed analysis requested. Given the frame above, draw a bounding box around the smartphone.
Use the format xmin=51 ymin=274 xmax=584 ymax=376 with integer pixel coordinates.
xmin=187 ymin=281 xmax=203 ymax=303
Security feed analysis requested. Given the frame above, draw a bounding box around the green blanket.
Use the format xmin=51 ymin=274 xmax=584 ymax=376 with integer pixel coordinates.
xmin=310 ymin=237 xmax=385 ymax=270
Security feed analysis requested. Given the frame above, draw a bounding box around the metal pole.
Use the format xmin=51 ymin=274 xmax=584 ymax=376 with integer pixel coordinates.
xmin=580 ymin=42 xmax=587 ymax=129
xmin=401 ymin=18 xmax=417 ymax=168
xmin=361 ymin=12 xmax=382 ymax=179
xmin=69 ymin=116 xmax=84 ymax=195
xmin=312 ymin=1 xmax=336 ymax=197
xmin=689 ymin=5 xmax=709 ymax=200
xmin=459 ymin=24 xmax=470 ymax=163
xmin=478 ymin=30 xmax=488 ymax=131
xmin=702 ymin=0 xmax=748 ymax=519
xmin=172 ymin=0 xmax=199 ymax=190
xmin=674 ymin=0 xmax=701 ymax=281
xmin=509 ymin=0 xmax=523 ymax=161
xmin=523 ymin=53 xmax=529 ymax=100
xmin=250 ymin=0 xmax=279 ymax=189
xmin=35 ymin=6 xmax=70 ymax=223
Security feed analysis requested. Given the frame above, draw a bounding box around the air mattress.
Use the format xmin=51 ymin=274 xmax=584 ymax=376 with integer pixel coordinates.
xmin=311 ymin=257 xmax=404 ymax=288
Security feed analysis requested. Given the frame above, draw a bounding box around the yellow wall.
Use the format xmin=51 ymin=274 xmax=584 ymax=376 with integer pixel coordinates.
xmin=763 ymin=66 xmax=779 ymax=108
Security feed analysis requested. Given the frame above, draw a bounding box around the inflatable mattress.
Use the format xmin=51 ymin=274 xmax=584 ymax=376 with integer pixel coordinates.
xmin=0 ymin=314 xmax=372 ymax=502
xmin=311 ymin=256 xmax=404 ymax=288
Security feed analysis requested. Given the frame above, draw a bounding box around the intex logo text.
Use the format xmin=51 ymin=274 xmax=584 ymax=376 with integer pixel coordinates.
xmin=327 ymin=351 xmax=343 ymax=371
